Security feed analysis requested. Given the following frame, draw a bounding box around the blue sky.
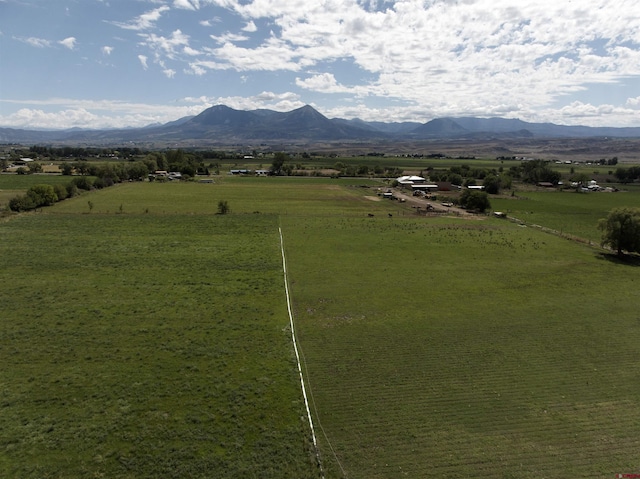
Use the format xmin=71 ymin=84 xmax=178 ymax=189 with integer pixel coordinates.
xmin=1 ymin=0 xmax=639 ymax=130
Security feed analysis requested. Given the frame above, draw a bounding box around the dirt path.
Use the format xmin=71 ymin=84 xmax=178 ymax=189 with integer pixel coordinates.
xmin=390 ymin=189 xmax=473 ymax=217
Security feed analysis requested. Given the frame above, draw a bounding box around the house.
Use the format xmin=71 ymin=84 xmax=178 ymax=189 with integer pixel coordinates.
xmin=14 ymin=158 xmax=35 ymax=166
xmin=396 ymin=175 xmax=426 ymax=188
xmin=587 ymin=180 xmax=601 ymax=191
xmin=229 ymin=169 xmax=251 ymax=175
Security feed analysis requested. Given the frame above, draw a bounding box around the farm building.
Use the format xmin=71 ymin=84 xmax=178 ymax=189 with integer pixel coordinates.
xmin=396 ymin=175 xmax=426 ymax=188
xmin=411 ymin=183 xmax=439 ymax=192
xmin=14 ymin=158 xmax=35 ymax=166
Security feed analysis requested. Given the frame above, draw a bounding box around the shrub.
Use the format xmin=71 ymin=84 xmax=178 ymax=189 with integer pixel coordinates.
xmin=459 ymin=189 xmax=491 ymax=213
xmin=9 ymin=194 xmax=37 ymax=212
xmin=72 ymin=176 xmax=94 ymax=191
xmin=27 ymin=184 xmax=58 ymax=207
xmin=66 ymin=183 xmax=79 ymax=198
xmin=217 ymin=200 xmax=230 ymax=215
xmin=53 ymin=183 xmax=68 ymax=201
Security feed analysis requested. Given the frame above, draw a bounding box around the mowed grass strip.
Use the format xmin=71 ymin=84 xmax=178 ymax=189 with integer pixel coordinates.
xmin=0 ymin=212 xmax=318 ymax=478
xmin=282 ymin=215 xmax=640 ymax=478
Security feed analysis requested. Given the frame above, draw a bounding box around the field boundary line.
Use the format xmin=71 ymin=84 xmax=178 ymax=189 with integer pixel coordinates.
xmin=279 ymin=227 xmax=325 ymax=479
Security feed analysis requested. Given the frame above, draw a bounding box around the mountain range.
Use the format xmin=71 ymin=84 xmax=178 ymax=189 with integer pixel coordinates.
xmin=2 ymin=104 xmax=640 ymax=145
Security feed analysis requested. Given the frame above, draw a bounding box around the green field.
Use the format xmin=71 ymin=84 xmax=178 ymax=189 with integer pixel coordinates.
xmin=492 ymin=185 xmax=640 ymax=242
xmin=2 ymin=178 xmax=640 ymax=478
xmin=0 ymin=174 xmax=77 ymax=210
xmin=0 ymin=211 xmax=317 ymax=478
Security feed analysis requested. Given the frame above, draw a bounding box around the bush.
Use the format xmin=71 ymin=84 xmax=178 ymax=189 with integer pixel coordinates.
xmin=53 ymin=183 xmax=68 ymax=201
xmin=9 ymin=194 xmax=37 ymax=212
xmin=217 ymin=200 xmax=230 ymax=215
xmin=459 ymin=189 xmax=491 ymax=213
xmin=66 ymin=183 xmax=79 ymax=198
xmin=72 ymin=176 xmax=94 ymax=191
xmin=27 ymin=184 xmax=58 ymax=207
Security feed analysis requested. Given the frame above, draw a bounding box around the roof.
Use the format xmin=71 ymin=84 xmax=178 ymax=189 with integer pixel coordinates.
xmin=397 ymin=175 xmax=426 ymax=183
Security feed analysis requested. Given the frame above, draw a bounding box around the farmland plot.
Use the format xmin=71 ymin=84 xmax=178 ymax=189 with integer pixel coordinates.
xmin=3 ymin=178 xmax=640 ymax=479
xmin=0 ymin=212 xmax=318 ymax=478
xmin=491 ymin=187 xmax=640 ymax=243
xmin=282 ymin=215 xmax=640 ymax=478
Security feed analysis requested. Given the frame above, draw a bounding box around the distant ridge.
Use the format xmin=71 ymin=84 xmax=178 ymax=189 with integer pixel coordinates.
xmin=1 ymin=105 xmax=640 ymax=144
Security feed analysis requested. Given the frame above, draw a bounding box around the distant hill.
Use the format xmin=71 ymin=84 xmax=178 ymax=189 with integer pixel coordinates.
xmin=1 ymin=105 xmax=639 ymax=144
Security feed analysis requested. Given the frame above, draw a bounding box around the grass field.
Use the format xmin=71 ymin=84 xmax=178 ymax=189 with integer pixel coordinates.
xmin=282 ymin=214 xmax=640 ymax=478
xmin=492 ymin=185 xmax=640 ymax=243
xmin=2 ymin=178 xmax=640 ymax=478
xmin=0 ymin=212 xmax=318 ymax=478
xmin=0 ymin=174 xmax=77 ymax=209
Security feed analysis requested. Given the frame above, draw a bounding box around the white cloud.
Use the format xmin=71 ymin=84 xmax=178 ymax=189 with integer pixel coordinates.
xmin=199 ymin=17 xmax=221 ymax=27
xmin=138 ymin=55 xmax=149 ymax=69
xmin=17 ymin=36 xmax=52 ymax=48
xmin=4 ymin=0 xmax=640 ymax=129
xmin=296 ymin=73 xmax=347 ymax=93
xmin=139 ymin=29 xmax=191 ymax=60
xmin=0 ymin=99 xmax=210 ymax=129
xmin=0 ymin=94 xmax=305 ymax=129
xmin=242 ymin=21 xmax=257 ymax=33
xmin=209 ymin=32 xmax=249 ymax=44
xmin=183 ymin=46 xmax=201 ymax=56
xmin=627 ymin=96 xmax=640 ymax=108
xmin=173 ymin=0 xmax=199 ymax=10
xmin=174 ymin=0 xmax=640 ymax=125
xmin=180 ymin=91 xmax=305 ymax=112
xmin=112 ymin=6 xmax=170 ymax=31
xmin=59 ymin=37 xmax=76 ymax=50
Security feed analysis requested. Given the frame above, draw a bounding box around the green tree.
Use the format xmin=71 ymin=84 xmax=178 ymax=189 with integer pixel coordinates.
xmin=8 ymin=194 xmax=36 ymax=212
xmin=269 ymin=152 xmax=289 ymax=175
xmin=459 ymin=189 xmax=491 ymax=213
xmin=482 ymin=174 xmax=500 ymax=194
xmin=27 ymin=184 xmax=58 ymax=207
xmin=448 ymin=173 xmax=463 ymax=186
xmin=60 ymin=163 xmax=74 ymax=175
xmin=217 ymin=200 xmax=230 ymax=215
xmin=53 ymin=183 xmax=68 ymax=201
xmin=28 ymin=162 xmax=43 ymax=174
xmin=599 ymin=207 xmax=640 ymax=256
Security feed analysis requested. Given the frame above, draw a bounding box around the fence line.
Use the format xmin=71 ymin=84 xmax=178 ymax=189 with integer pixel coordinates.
xmin=279 ymin=227 xmax=325 ymax=479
